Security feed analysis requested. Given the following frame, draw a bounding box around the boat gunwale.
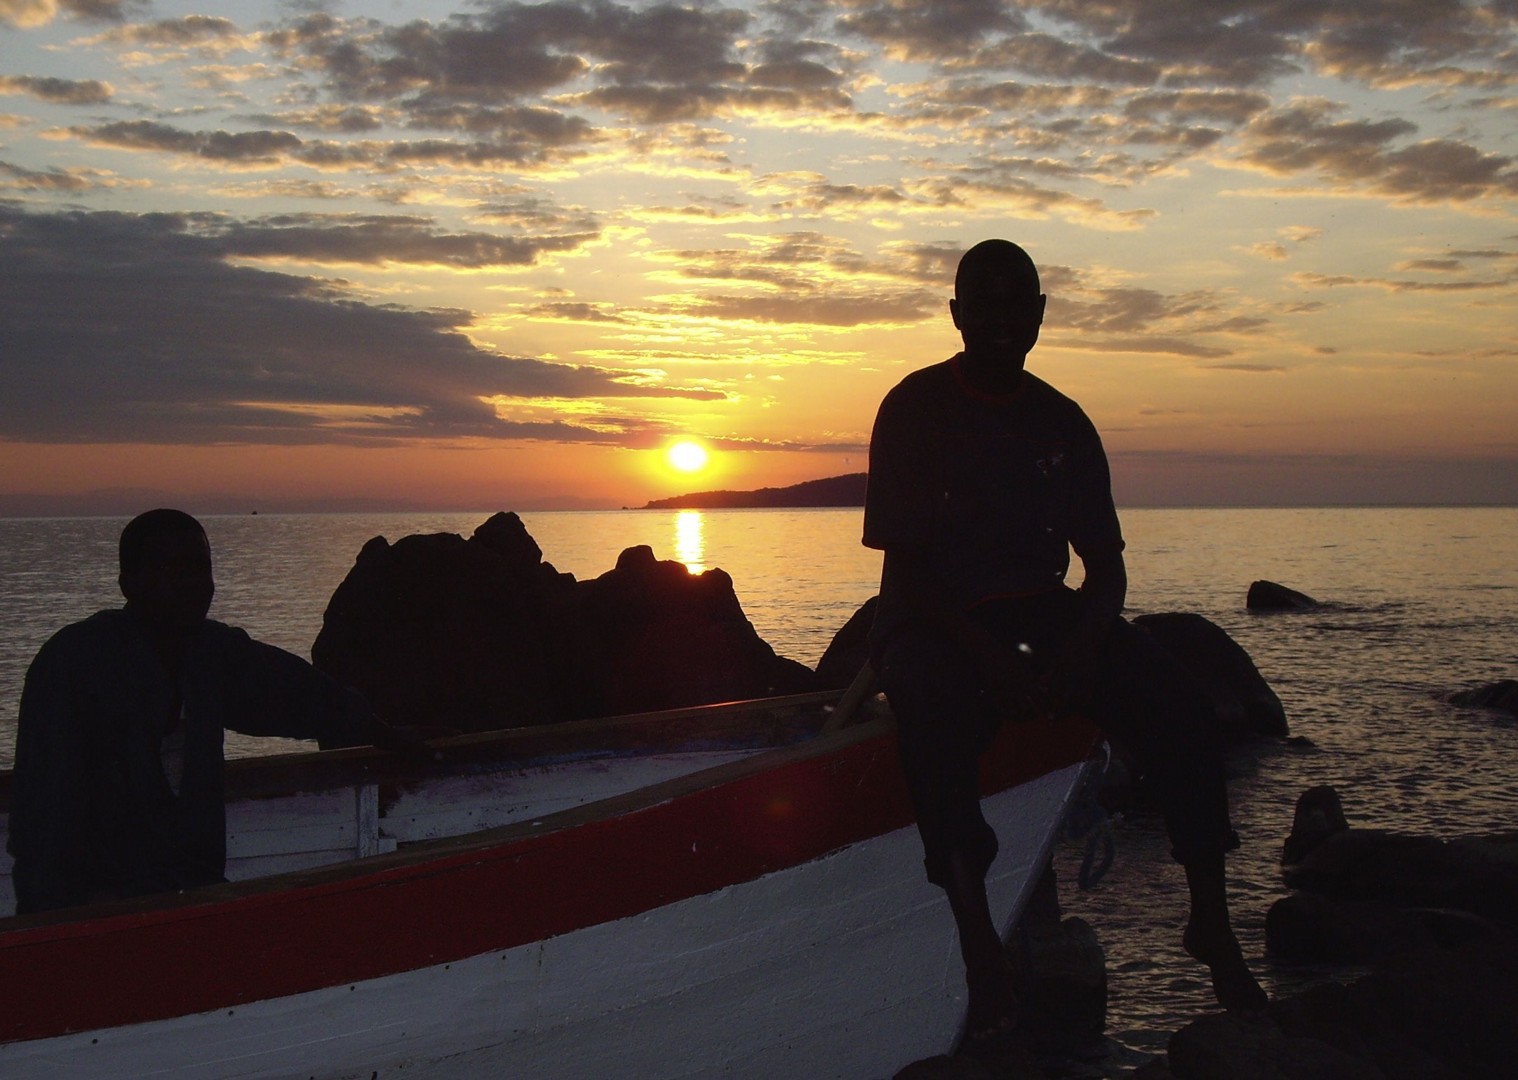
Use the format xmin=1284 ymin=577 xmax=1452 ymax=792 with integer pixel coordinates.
xmin=0 ymin=691 xmax=857 ymax=937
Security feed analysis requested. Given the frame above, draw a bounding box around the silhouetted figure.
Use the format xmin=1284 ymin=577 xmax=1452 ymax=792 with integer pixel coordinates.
xmin=7 ymin=509 xmax=413 ymax=915
xmin=863 ymin=240 xmax=1266 ymax=1046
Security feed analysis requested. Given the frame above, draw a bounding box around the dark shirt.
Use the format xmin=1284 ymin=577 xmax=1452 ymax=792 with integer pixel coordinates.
xmin=863 ymin=356 xmax=1124 ymax=642
xmin=7 ymin=609 xmax=371 ymax=915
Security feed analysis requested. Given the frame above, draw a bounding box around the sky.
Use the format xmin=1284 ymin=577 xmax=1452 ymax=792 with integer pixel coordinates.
xmin=1 ymin=0 xmax=1516 ymax=514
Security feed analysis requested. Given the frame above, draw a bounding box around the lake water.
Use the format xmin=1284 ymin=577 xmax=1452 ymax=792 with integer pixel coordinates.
xmin=2 ymin=506 xmax=1516 ymax=1074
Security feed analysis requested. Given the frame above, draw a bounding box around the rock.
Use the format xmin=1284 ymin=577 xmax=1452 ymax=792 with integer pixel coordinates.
xmin=312 ymin=517 xmax=568 ymax=732
xmin=1246 ymin=580 xmax=1320 ymax=611
xmin=1132 ymin=612 xmax=1288 ymax=739
xmin=1166 ymin=1012 xmax=1383 ymax=1080
xmin=1010 ymin=917 xmax=1107 ymax=1052
xmin=1268 ymin=935 xmax=1518 ymax=1079
xmin=1280 ymin=787 xmax=1518 ymax=930
xmin=1282 ymin=785 xmax=1349 ymax=866
xmin=1267 ymin=892 xmax=1496 ymax=963
xmin=1266 ymin=892 xmax=1438 ymax=963
xmin=1444 ymin=679 xmax=1518 ymax=717
xmin=815 ymin=595 xmax=877 ymax=690
xmin=564 ymin=544 xmax=818 ymax=719
xmin=313 ymin=515 xmax=817 ymax=733
xmin=1147 ymin=933 xmax=1518 ymax=1079
xmin=892 ymin=1055 xmax=1005 ymax=1079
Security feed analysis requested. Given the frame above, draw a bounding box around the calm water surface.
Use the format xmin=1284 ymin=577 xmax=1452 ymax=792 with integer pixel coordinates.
xmin=2 ymin=507 xmax=1515 ymax=1072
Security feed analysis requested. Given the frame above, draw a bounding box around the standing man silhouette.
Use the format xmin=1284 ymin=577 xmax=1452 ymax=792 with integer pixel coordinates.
xmin=863 ymin=240 xmax=1266 ymax=1046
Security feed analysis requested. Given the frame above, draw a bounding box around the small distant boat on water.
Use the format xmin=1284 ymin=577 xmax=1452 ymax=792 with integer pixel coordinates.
xmin=0 ymin=688 xmax=1098 ymax=1080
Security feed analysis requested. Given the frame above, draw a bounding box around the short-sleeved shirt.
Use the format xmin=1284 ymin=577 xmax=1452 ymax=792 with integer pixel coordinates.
xmin=863 ymin=355 xmax=1124 ymax=641
xmin=7 ymin=609 xmax=369 ymax=914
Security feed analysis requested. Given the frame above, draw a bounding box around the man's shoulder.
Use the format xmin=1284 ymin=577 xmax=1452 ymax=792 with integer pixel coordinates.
xmin=886 ymin=361 xmax=953 ymax=394
xmin=38 ymin=609 xmax=130 ymax=652
xmin=881 ymin=357 xmax=957 ymax=405
xmin=1021 ymin=371 xmax=1098 ymax=428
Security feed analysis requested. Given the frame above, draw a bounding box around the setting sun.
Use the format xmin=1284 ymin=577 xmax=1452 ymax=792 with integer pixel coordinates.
xmin=666 ymin=440 xmax=710 ymax=474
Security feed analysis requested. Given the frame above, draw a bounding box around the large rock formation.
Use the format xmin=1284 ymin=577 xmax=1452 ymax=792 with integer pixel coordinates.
xmin=1132 ymin=612 xmax=1288 ymax=739
xmin=312 ymin=513 xmax=569 ymax=732
xmin=563 ymin=544 xmax=816 ymax=720
xmin=312 ymin=513 xmax=818 ymax=733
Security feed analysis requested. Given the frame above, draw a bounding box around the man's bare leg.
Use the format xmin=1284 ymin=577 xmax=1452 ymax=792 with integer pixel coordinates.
xmin=944 ymin=852 xmax=1019 ymax=1044
xmin=1181 ymin=854 xmax=1268 ymax=1012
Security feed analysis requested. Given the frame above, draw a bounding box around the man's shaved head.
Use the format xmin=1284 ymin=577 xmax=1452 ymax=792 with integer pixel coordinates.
xmin=955 ymin=239 xmax=1040 ymax=301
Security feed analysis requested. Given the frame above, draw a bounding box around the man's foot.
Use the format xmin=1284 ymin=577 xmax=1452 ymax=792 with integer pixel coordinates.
xmin=1183 ymin=921 xmax=1269 ymax=1013
xmin=960 ymin=955 xmax=1021 ymax=1051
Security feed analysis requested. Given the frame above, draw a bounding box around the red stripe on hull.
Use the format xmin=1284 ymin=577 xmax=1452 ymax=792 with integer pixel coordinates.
xmin=0 ymin=717 xmax=1095 ymax=1044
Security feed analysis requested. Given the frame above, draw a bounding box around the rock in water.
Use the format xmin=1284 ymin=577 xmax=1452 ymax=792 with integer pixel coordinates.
xmin=1245 ymin=580 xmax=1319 ymax=611
xmin=312 ymin=515 xmax=568 ymax=732
xmin=313 ymin=515 xmax=817 ymax=733
xmin=1132 ymin=612 xmax=1288 ymax=739
xmin=565 ymin=544 xmax=816 ymax=719
xmin=1445 ymin=679 xmax=1518 ymax=717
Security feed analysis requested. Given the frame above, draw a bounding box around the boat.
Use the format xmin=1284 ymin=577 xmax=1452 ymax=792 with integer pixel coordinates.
xmin=0 ymin=684 xmax=1099 ymax=1079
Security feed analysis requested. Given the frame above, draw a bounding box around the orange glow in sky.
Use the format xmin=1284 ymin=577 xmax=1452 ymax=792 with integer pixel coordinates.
xmin=0 ymin=1 xmax=1515 ymax=514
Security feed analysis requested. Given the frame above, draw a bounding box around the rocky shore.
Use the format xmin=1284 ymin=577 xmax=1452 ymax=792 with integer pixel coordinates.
xmin=893 ymin=782 xmax=1518 ymax=1080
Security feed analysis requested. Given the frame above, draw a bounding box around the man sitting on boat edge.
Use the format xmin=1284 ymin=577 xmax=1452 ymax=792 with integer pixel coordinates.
xmin=862 ymin=240 xmax=1268 ymax=1047
xmin=7 ymin=508 xmax=420 ymax=916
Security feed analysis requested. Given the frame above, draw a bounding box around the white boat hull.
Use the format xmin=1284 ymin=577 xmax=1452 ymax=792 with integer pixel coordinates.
xmin=2 ymin=762 xmax=1086 ymax=1079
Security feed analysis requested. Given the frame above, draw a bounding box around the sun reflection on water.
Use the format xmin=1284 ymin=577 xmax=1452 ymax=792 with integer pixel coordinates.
xmin=674 ymin=509 xmax=705 ymax=573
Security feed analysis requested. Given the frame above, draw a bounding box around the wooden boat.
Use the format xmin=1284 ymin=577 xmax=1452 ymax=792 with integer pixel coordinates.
xmin=0 ymin=687 xmax=1099 ymax=1079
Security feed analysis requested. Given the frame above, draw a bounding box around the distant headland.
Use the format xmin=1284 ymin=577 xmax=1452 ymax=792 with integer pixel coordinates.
xmin=639 ymin=473 xmax=865 ymax=510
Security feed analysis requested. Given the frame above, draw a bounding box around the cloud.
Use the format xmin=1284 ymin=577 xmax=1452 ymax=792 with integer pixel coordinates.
xmin=1 ymin=0 xmax=139 ymax=28
xmin=0 ymin=158 xmax=98 ymax=192
xmin=68 ymin=113 xmax=600 ymax=172
xmin=835 ymin=0 xmax=1025 ymax=61
xmin=1238 ymin=99 xmax=1518 ymax=204
xmin=0 ymin=74 xmax=112 ymax=105
xmin=0 ymin=206 xmax=722 ymax=446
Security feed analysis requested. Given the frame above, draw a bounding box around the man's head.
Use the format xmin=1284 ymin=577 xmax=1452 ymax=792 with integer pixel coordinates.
xmin=119 ymin=509 xmax=215 ymax=633
xmin=950 ymin=239 xmax=1046 ymax=375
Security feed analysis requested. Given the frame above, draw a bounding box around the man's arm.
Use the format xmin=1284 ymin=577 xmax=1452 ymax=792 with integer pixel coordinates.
xmin=1047 ymin=545 xmax=1127 ymax=715
xmin=214 ymin=631 xmax=424 ymax=753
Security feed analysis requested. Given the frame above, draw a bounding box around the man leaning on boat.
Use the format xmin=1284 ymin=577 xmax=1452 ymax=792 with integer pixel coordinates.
xmin=7 ymin=508 xmax=417 ymax=916
xmin=862 ymin=239 xmax=1268 ymax=1048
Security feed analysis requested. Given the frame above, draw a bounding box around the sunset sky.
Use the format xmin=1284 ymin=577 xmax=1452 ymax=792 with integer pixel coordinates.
xmin=2 ymin=0 xmax=1516 ymax=513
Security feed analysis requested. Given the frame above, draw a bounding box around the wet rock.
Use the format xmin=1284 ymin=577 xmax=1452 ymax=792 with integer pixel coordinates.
xmin=1444 ymin=679 xmax=1518 ymax=717
xmin=1132 ymin=612 xmax=1288 ymax=739
xmin=1246 ymin=580 xmax=1320 ymax=611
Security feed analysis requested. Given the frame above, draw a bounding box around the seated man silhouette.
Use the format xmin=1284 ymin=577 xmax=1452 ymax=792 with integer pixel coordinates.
xmin=864 ymin=240 xmax=1267 ymax=1047
xmin=8 ymin=508 xmax=415 ymax=915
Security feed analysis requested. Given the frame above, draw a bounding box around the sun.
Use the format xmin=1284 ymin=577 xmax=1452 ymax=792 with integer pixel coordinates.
xmin=665 ymin=440 xmax=710 ymax=474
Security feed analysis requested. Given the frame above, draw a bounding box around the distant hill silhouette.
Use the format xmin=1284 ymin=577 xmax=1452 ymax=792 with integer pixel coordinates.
xmin=640 ymin=473 xmax=865 ymax=509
